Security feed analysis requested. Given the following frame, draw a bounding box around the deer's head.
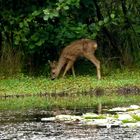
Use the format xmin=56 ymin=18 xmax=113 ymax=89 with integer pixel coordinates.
xmin=48 ymin=60 xmax=58 ymax=80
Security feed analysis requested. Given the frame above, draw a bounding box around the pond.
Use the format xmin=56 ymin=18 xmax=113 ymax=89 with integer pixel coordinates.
xmin=0 ymin=109 xmax=140 ymax=140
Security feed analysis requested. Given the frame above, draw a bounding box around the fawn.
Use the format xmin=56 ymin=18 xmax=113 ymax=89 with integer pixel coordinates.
xmin=49 ymin=39 xmax=101 ymax=80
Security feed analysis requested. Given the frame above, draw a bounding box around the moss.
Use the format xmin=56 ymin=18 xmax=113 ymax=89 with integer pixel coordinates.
xmin=122 ymin=119 xmax=137 ymax=123
xmin=132 ymin=115 xmax=140 ymax=121
xmin=84 ymin=115 xmax=106 ymax=119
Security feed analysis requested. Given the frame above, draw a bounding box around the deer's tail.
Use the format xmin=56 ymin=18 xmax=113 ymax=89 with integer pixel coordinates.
xmin=83 ymin=39 xmax=97 ymax=52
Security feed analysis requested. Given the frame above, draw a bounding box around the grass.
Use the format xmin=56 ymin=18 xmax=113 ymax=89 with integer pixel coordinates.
xmin=0 ymin=68 xmax=140 ymax=110
xmin=0 ymin=69 xmax=139 ymax=96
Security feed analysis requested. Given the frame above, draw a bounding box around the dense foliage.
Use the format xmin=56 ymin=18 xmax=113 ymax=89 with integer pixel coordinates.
xmin=0 ymin=0 xmax=140 ymax=76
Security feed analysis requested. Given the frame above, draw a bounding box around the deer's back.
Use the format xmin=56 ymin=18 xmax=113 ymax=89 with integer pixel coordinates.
xmin=61 ymin=39 xmax=97 ymax=60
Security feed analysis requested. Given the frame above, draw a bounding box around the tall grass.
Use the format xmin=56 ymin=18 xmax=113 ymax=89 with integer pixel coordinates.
xmin=0 ymin=42 xmax=22 ymax=77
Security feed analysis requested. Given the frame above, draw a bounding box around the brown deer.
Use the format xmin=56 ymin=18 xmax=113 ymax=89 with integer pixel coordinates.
xmin=49 ymin=39 xmax=101 ymax=80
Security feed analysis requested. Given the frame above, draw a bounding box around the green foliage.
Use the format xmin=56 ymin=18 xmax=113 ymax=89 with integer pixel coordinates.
xmin=0 ymin=0 xmax=140 ymax=75
xmin=0 ymin=68 xmax=140 ymax=110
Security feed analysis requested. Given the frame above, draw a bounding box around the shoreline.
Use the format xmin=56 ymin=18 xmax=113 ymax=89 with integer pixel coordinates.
xmin=0 ymin=85 xmax=139 ymax=99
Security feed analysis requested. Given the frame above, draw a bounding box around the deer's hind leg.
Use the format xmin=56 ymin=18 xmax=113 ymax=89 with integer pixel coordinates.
xmin=62 ymin=60 xmax=75 ymax=77
xmin=84 ymin=53 xmax=101 ymax=80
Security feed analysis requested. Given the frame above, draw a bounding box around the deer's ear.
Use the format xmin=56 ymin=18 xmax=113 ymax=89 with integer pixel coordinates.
xmin=48 ymin=60 xmax=52 ymax=66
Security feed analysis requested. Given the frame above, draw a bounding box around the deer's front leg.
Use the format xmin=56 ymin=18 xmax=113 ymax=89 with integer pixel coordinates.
xmin=62 ymin=60 xmax=74 ymax=77
xmin=85 ymin=53 xmax=101 ymax=80
xmin=71 ymin=65 xmax=75 ymax=77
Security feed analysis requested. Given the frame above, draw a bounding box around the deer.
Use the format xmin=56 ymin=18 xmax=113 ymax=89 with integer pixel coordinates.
xmin=49 ymin=39 xmax=101 ymax=80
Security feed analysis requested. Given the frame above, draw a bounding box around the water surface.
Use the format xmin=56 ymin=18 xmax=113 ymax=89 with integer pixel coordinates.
xmin=0 ymin=110 xmax=140 ymax=140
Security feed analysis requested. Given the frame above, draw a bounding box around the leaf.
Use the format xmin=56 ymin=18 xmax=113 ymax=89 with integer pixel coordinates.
xmin=43 ymin=15 xmax=49 ymax=21
xmin=91 ymin=33 xmax=97 ymax=39
xmin=112 ymin=21 xmax=118 ymax=25
xmin=15 ymin=40 xmax=19 ymax=45
xmin=64 ymin=6 xmax=69 ymax=10
xmin=133 ymin=25 xmax=140 ymax=33
xmin=14 ymin=35 xmax=20 ymax=45
xmin=59 ymin=0 xmax=64 ymax=2
xmin=99 ymin=21 xmax=104 ymax=26
xmin=111 ymin=14 xmax=115 ymax=19
xmin=95 ymin=25 xmax=100 ymax=31
xmin=31 ymin=34 xmax=38 ymax=41
xmin=43 ymin=9 xmax=50 ymax=15
xmin=36 ymin=39 xmax=45 ymax=46
xmin=53 ymin=10 xmax=59 ymax=17
xmin=21 ymin=37 xmax=27 ymax=42
xmin=22 ymin=21 xmax=29 ymax=27
xmin=32 ymin=10 xmax=41 ymax=16
xmin=104 ymin=17 xmax=109 ymax=24
xmin=29 ymin=44 xmax=35 ymax=49
xmin=19 ymin=23 xmax=23 ymax=28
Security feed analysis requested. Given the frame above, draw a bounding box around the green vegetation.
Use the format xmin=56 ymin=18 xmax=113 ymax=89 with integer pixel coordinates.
xmin=122 ymin=119 xmax=137 ymax=124
xmin=83 ymin=114 xmax=106 ymax=119
xmin=0 ymin=69 xmax=140 ymax=110
xmin=0 ymin=0 xmax=140 ymax=77
xmin=132 ymin=115 xmax=140 ymax=121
